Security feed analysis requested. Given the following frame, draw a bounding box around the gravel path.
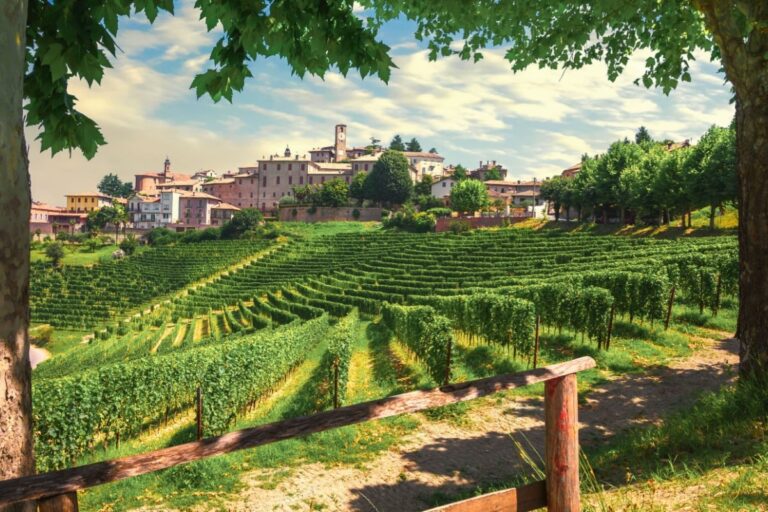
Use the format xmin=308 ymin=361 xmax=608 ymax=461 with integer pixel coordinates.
xmin=215 ymin=331 xmax=739 ymax=512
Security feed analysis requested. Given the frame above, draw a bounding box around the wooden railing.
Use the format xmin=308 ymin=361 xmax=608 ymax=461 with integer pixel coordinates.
xmin=0 ymin=357 xmax=596 ymax=512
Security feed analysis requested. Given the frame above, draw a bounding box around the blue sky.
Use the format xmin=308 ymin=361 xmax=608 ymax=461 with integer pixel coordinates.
xmin=28 ymin=1 xmax=734 ymax=205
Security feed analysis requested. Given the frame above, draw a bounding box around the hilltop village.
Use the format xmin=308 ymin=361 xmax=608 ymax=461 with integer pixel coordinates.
xmin=30 ymin=123 xmax=549 ymax=235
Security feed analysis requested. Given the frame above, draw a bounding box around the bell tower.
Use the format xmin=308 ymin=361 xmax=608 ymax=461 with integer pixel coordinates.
xmin=334 ymin=124 xmax=347 ymax=162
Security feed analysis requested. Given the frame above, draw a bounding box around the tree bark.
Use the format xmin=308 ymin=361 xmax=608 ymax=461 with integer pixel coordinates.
xmin=0 ymin=1 xmax=35 ymax=511
xmin=696 ymin=0 xmax=768 ymax=380
xmin=709 ymin=204 xmax=716 ymax=230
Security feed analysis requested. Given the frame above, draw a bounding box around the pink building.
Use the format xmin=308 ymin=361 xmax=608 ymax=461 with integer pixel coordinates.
xmin=30 ymin=202 xmax=87 ymax=236
xmin=134 ymin=158 xmax=192 ymax=194
xmin=174 ymin=192 xmax=224 ymax=228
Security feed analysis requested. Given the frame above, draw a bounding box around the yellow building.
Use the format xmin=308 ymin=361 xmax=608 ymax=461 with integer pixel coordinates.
xmin=65 ymin=192 xmax=116 ymax=213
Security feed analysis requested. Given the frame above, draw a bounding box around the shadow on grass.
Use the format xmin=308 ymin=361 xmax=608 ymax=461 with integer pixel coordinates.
xmin=367 ymin=320 xmax=420 ymax=393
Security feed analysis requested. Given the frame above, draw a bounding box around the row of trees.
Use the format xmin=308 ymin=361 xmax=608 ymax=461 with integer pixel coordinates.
xmin=388 ymin=135 xmax=437 ymax=154
xmin=540 ymin=125 xmax=736 ymax=229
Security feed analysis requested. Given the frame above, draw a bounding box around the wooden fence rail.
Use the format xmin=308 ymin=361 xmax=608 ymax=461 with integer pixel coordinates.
xmin=0 ymin=356 xmax=596 ymax=511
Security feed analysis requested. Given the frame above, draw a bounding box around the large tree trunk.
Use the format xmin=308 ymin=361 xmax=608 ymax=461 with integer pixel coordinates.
xmin=734 ymin=90 xmax=768 ymax=379
xmin=709 ymin=204 xmax=716 ymax=230
xmin=0 ymin=1 xmax=35 ymax=510
xmin=697 ymin=1 xmax=768 ymax=380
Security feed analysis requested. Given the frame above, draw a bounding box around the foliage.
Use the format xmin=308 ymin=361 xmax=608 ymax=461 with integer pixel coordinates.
xmin=381 ymin=304 xmax=454 ymax=385
xmin=364 ymin=150 xmax=413 ymax=205
xmin=322 ymin=310 xmax=357 ymax=407
xmin=320 ymin=178 xmax=350 ymax=207
xmin=452 ymin=165 xmax=468 ymax=181
xmin=426 ymin=207 xmax=451 ymax=218
xmin=450 ymin=179 xmax=488 ymax=213
xmin=349 ymin=172 xmax=367 ymax=204
xmin=406 ymin=137 xmax=422 ymax=152
xmin=482 ymin=166 xmax=502 ymax=181
xmin=389 ymin=134 xmax=406 ymax=151
xmin=119 ymin=234 xmax=138 ymax=255
xmin=221 ymin=208 xmax=264 ymax=239
xmin=414 ymin=175 xmax=433 ymax=196
xmin=97 ymin=173 xmax=133 ymax=198
xmin=383 ymin=205 xmax=435 ymax=233
xmin=44 ymin=242 xmax=65 ymax=267
xmin=635 ymin=126 xmax=653 ymax=145
xmin=201 ymin=316 xmax=331 ymax=434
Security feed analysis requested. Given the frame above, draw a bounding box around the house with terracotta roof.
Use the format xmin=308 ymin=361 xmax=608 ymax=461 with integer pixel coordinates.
xmin=134 ymin=158 xmax=192 ymax=194
xmin=485 ymin=179 xmax=543 ymax=206
xmin=30 ymin=202 xmax=87 ymax=236
xmin=210 ymin=203 xmax=241 ymax=226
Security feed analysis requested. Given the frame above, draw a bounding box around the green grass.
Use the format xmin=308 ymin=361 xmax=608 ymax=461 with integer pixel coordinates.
xmin=79 ymin=317 xmax=419 ymax=511
xmin=275 ymin=220 xmax=381 ymax=239
xmin=30 ymin=243 xmax=147 ymax=266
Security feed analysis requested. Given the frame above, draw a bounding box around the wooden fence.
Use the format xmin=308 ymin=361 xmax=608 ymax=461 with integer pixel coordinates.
xmin=0 ymin=356 xmax=596 ymax=512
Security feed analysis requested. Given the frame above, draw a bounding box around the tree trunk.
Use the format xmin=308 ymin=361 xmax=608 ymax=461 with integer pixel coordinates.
xmin=697 ymin=0 xmax=768 ymax=380
xmin=554 ymin=202 xmax=560 ymax=222
xmin=0 ymin=1 xmax=35 ymax=511
xmin=709 ymin=204 xmax=716 ymax=230
xmin=734 ymin=92 xmax=768 ymax=379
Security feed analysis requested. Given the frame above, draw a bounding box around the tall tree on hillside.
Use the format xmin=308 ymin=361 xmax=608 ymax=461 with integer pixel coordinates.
xmin=540 ymin=176 xmax=567 ymax=221
xmin=97 ymin=173 xmax=134 ymax=198
xmin=592 ymin=141 xmax=646 ymax=224
xmin=452 ymin=165 xmax=468 ymax=181
xmin=364 ymin=150 xmax=413 ymax=205
xmin=414 ymin=175 xmax=433 ymax=196
xmin=690 ymin=125 xmax=738 ymax=229
xmin=389 ymin=135 xmax=406 ymax=151
xmin=3 ymin=0 xmax=768 ymax=494
xmin=405 ymin=137 xmax=422 ymax=152
xmin=450 ymin=179 xmax=489 ymax=214
xmin=349 ymin=172 xmax=368 ymax=205
xmin=483 ymin=166 xmax=502 ymax=181
xmin=320 ymin=177 xmax=350 ymax=207
xmin=635 ymin=126 xmax=653 ymax=145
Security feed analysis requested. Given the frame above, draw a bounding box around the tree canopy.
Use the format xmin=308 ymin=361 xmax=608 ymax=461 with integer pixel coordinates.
xmin=221 ymin=208 xmax=263 ymax=239
xmin=483 ymin=167 xmax=502 ymax=181
xmin=406 ymin=138 xmax=422 ymax=152
xmin=450 ymin=179 xmax=488 ymax=214
xmin=364 ymin=150 xmax=413 ymax=205
xmin=389 ymin=135 xmax=406 ymax=151
xmin=320 ymin=177 xmax=350 ymax=207
xmin=97 ymin=173 xmax=134 ymax=198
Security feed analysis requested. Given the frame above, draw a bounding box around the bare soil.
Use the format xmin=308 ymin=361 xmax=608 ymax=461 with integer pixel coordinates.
xmin=218 ymin=334 xmax=739 ymax=512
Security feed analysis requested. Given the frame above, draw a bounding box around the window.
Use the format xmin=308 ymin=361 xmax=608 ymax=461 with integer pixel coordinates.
xmin=288 ymin=176 xmax=293 ymax=185
xmin=277 ymin=164 xmax=281 ymax=171
xmin=345 ymin=177 xmax=350 ymax=183
xmin=299 ymin=176 xmax=304 ymax=185
xmin=288 ymin=164 xmax=292 ymax=171
xmin=263 ymin=192 xmax=266 ymax=198
xmin=276 ymin=176 xmax=280 ymax=185
xmin=442 ymin=182 xmax=446 ymax=188
xmin=250 ymin=179 xmax=254 ymax=184
xmin=301 ymin=164 xmax=306 ymax=170
xmin=272 ymin=192 xmax=276 ymax=197
xmin=263 ymin=176 xmax=267 ymax=186
xmin=250 ymin=192 xmax=253 ymax=198
xmin=321 ymin=177 xmax=325 ymax=183
xmin=262 ymin=164 xmax=266 ymax=170
xmin=364 ymin=164 xmax=369 ymax=171
xmin=309 ymin=177 xmax=314 ymax=185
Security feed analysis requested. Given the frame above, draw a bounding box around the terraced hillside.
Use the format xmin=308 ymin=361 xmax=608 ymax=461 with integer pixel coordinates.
xmin=31 ymin=228 xmax=737 ymax=480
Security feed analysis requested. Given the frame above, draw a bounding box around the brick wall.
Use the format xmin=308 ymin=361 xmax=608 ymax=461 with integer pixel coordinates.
xmin=279 ymin=206 xmax=382 ymax=223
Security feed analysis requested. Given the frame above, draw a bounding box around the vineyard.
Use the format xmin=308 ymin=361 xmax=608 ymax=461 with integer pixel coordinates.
xmin=30 ymin=228 xmax=738 ymax=504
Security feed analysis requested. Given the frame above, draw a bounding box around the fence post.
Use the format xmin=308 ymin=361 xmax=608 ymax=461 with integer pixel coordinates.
xmin=545 ymin=374 xmax=580 ymax=512
xmin=333 ymin=361 xmax=340 ymax=409
xmin=533 ymin=315 xmax=541 ymax=369
xmin=664 ymin=286 xmax=676 ymax=330
xmin=196 ymin=387 xmax=203 ymax=441
xmin=38 ymin=492 xmax=79 ymax=512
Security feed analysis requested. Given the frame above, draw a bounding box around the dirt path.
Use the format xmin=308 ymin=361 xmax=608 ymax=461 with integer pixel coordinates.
xmin=220 ymin=333 xmax=739 ymax=512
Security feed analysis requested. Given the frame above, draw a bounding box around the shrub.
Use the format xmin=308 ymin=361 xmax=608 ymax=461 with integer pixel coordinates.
xmin=45 ymin=242 xmax=65 ymax=266
xmin=449 ymin=220 xmax=471 ymax=234
xmin=352 ymin=208 xmax=361 ymax=220
xmin=427 ymin=207 xmax=452 ymax=218
xmin=119 ymin=234 xmax=139 ymax=255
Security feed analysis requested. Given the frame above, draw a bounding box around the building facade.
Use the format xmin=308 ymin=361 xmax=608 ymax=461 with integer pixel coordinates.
xmin=65 ymin=192 xmax=117 ymax=213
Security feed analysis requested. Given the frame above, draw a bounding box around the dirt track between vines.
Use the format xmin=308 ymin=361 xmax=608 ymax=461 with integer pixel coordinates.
xmin=200 ymin=331 xmax=738 ymax=512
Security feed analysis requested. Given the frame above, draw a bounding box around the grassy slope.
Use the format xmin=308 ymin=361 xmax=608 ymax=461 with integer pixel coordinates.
xmin=30 ymin=244 xmax=149 ymax=266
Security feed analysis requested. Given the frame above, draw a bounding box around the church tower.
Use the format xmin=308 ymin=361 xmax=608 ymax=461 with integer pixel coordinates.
xmin=334 ymin=124 xmax=347 ymax=162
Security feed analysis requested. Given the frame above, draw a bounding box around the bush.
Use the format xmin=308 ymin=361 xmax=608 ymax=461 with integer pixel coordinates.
xmin=145 ymin=227 xmax=179 ymax=246
xmin=45 ymin=242 xmax=65 ymax=266
xmin=449 ymin=220 xmax=471 ymax=234
xmin=383 ymin=205 xmax=436 ymax=233
xmin=352 ymin=208 xmax=361 ymax=220
xmin=119 ymin=234 xmax=139 ymax=255
xmin=427 ymin=207 xmax=452 ymax=218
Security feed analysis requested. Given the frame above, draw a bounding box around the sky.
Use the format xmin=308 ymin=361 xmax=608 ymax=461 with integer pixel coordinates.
xmin=27 ymin=2 xmax=735 ymax=205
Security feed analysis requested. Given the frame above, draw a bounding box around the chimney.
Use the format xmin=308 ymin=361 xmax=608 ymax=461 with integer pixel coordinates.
xmin=479 ymin=160 xmax=482 ymax=168
xmin=492 ymin=160 xmax=496 ymax=166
